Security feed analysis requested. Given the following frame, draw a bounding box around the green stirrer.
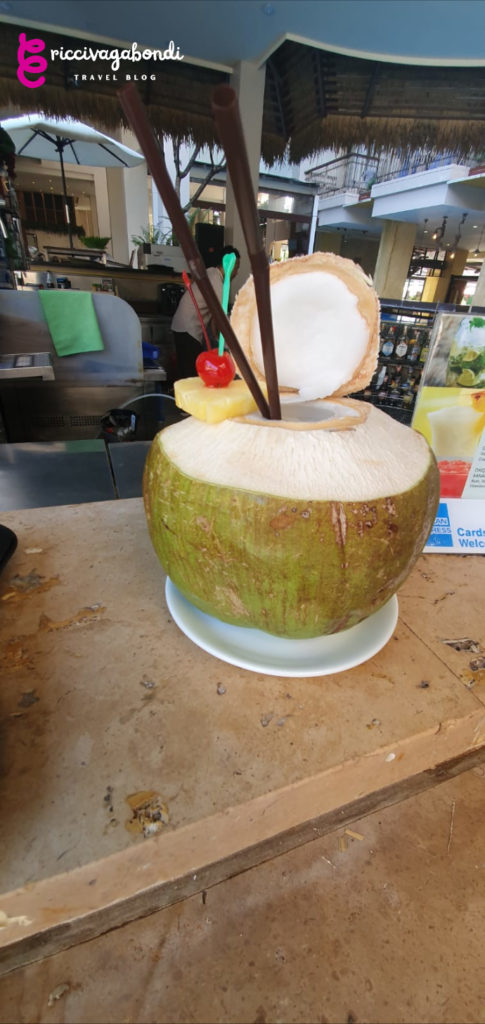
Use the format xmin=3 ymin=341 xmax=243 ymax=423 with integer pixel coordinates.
xmin=218 ymin=251 xmax=237 ymax=357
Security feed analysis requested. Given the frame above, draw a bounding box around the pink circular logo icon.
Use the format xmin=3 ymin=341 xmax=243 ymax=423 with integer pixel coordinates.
xmin=17 ymin=32 xmax=47 ymax=88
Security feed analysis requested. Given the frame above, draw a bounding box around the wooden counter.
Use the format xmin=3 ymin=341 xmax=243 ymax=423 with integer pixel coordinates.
xmin=0 ymin=498 xmax=484 ymax=974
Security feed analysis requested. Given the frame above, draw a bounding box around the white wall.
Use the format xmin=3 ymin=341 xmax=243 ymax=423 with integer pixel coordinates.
xmin=105 ymin=160 xmax=149 ymax=265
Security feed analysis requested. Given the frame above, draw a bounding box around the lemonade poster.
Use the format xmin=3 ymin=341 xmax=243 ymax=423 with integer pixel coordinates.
xmin=412 ymin=313 xmax=485 ymax=552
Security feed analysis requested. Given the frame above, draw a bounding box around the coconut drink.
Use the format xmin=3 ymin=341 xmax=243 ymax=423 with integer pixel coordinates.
xmin=143 ymin=253 xmax=439 ymax=640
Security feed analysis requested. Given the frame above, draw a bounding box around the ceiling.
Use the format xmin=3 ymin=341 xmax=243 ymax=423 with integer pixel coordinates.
xmin=328 ymin=196 xmax=485 ymax=256
xmin=2 ymin=10 xmax=485 ymax=165
xmin=381 ymin=176 xmax=485 ymax=254
xmin=3 ymin=0 xmax=485 ymax=255
xmin=4 ymin=0 xmax=485 ymax=69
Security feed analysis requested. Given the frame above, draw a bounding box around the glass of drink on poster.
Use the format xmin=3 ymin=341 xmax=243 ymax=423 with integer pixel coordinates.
xmin=412 ymin=313 xmax=485 ymax=500
xmin=412 ymin=312 xmax=485 ymax=552
xmin=446 ymin=315 xmax=485 ymax=388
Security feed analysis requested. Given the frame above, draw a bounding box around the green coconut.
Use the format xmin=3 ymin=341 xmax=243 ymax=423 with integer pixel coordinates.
xmin=144 ymin=401 xmax=438 ymax=638
xmin=143 ymin=253 xmax=440 ymax=639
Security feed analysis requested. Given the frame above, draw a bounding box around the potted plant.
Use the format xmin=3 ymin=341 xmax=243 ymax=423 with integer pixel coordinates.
xmin=132 ymin=224 xmax=186 ymax=271
xmin=80 ymin=236 xmax=111 ymax=250
xmin=131 ymin=225 xmax=171 ymax=247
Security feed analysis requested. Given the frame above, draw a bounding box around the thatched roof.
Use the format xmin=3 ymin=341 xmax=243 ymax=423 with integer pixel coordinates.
xmin=2 ymin=22 xmax=485 ymax=164
xmin=265 ymin=41 xmax=485 ymax=164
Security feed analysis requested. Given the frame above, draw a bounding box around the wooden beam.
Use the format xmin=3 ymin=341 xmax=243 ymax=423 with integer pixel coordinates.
xmin=313 ymin=50 xmax=326 ymax=119
xmin=361 ymin=63 xmax=381 ymax=119
xmin=266 ymin=59 xmax=288 ymax=138
xmin=1 ymin=713 xmax=484 ymax=977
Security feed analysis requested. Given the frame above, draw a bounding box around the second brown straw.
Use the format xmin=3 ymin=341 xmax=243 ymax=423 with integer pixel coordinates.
xmin=212 ymin=84 xmax=281 ymax=420
xmin=118 ymin=83 xmax=270 ymax=420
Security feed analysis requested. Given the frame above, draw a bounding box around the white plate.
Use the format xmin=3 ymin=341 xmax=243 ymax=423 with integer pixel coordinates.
xmin=165 ymin=578 xmax=399 ymax=678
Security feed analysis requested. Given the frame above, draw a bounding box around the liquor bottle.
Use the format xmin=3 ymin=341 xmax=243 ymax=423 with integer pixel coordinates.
xmin=418 ymin=331 xmax=430 ymax=364
xmin=398 ymin=375 xmax=408 ymax=408
xmin=390 ymin=365 xmax=404 ymax=405
xmin=408 ymin=331 xmax=423 ymax=363
xmin=401 ymin=326 xmax=414 ymax=360
xmin=380 ymin=326 xmax=395 ymax=357
xmin=373 ymin=365 xmax=387 ymax=392
xmin=375 ymin=368 xmax=389 ymax=405
xmin=408 ymin=371 xmax=420 ymax=403
xmin=395 ymin=331 xmax=408 ymax=360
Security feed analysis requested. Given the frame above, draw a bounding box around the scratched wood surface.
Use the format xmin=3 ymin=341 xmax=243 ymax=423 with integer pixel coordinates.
xmin=0 ymin=498 xmax=483 ymax=971
xmin=2 ymin=768 xmax=484 ymax=1024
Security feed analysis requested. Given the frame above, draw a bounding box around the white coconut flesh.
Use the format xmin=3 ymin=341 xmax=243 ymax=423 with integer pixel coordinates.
xmin=249 ymin=271 xmax=368 ymax=400
xmin=230 ymin=252 xmax=380 ymax=401
xmin=244 ymin=393 xmax=364 ymax=428
xmin=158 ymin=402 xmax=433 ymax=503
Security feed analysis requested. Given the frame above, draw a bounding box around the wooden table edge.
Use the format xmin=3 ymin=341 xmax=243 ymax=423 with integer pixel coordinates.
xmin=1 ymin=708 xmax=484 ymax=976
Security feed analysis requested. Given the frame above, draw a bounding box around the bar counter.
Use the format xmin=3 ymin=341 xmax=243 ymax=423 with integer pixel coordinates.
xmin=0 ymin=497 xmax=484 ymax=974
xmin=20 ymin=262 xmax=182 ymax=309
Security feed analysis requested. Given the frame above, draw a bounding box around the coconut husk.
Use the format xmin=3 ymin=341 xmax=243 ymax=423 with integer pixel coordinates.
xmin=230 ymin=252 xmax=380 ymax=399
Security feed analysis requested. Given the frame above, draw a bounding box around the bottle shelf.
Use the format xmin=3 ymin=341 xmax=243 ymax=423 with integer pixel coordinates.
xmin=359 ymin=300 xmax=438 ymax=424
xmin=0 ymin=164 xmax=29 ymax=285
xmin=376 ymin=356 xmax=427 ymax=367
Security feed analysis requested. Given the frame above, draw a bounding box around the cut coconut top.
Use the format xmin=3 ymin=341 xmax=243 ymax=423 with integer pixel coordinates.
xmin=230 ymin=252 xmax=380 ymax=401
xmin=158 ymin=403 xmax=434 ymax=503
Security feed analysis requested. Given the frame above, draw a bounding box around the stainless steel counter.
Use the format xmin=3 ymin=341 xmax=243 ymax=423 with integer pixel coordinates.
xmin=0 ymin=352 xmax=54 ymax=381
xmin=107 ymin=441 xmax=151 ymax=499
xmin=0 ymin=439 xmax=151 ymax=511
xmin=0 ymin=441 xmax=115 ymax=510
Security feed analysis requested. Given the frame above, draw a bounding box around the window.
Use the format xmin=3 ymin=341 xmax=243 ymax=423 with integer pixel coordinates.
xmin=17 ymin=191 xmax=76 ymax=232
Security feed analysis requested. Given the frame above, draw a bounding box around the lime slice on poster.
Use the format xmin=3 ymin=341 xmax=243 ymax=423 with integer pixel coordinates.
xmin=457 ymin=369 xmax=476 ymax=386
xmin=462 ymin=349 xmax=480 ymax=362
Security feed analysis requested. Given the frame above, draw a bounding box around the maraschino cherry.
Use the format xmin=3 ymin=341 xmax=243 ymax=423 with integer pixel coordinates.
xmin=196 ymin=348 xmax=236 ymax=388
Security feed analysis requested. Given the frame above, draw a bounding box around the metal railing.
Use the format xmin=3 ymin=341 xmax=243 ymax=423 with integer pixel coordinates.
xmin=305 ymin=152 xmax=379 ymax=197
xmin=305 ymin=150 xmax=463 ymax=197
xmin=374 ymin=151 xmax=459 ymax=184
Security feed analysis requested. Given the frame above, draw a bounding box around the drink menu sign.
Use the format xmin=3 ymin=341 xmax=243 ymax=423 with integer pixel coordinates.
xmin=412 ymin=312 xmax=485 ymax=553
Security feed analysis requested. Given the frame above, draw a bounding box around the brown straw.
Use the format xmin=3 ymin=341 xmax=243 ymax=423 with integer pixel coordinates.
xmin=118 ymin=83 xmax=270 ymax=420
xmin=212 ymin=84 xmax=281 ymax=420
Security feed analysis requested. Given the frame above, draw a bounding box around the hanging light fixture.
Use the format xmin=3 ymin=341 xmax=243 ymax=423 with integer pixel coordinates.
xmin=473 ymin=225 xmax=485 ymax=257
xmin=431 ymin=215 xmax=448 ymax=243
xmin=449 ymin=212 xmax=468 ymax=258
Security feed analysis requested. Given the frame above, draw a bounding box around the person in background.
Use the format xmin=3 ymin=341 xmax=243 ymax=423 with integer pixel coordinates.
xmin=171 ymin=245 xmax=240 ymax=378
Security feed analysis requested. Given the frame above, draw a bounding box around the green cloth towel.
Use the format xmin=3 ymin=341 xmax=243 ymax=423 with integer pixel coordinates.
xmin=39 ymin=291 xmax=104 ymax=357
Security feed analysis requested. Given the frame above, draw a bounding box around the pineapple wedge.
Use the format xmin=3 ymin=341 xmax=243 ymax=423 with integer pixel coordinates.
xmin=174 ymin=377 xmax=265 ymax=424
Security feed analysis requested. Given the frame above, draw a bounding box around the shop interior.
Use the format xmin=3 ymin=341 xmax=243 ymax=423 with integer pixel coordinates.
xmin=1 ymin=4 xmax=485 ymax=1020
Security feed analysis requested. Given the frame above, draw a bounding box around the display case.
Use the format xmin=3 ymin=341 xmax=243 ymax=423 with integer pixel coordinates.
xmin=0 ymin=164 xmax=29 ymax=287
xmin=355 ymin=300 xmax=485 ymax=425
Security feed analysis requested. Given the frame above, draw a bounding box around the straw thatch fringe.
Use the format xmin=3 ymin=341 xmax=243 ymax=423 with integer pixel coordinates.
xmin=3 ymin=74 xmax=483 ymax=166
xmin=287 ymin=115 xmax=485 ymax=164
xmin=0 ymin=79 xmax=223 ymax=150
xmin=2 ymin=20 xmax=484 ymax=166
xmin=1 ymin=79 xmax=124 ymax=133
xmin=0 ymin=75 xmax=287 ymax=163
